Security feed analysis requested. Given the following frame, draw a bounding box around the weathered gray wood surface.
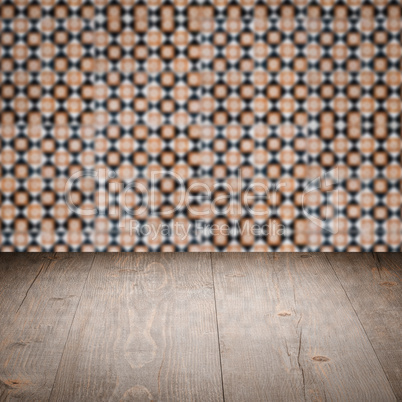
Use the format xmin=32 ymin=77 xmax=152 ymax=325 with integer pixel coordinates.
xmin=0 ymin=253 xmax=94 ymax=401
xmin=0 ymin=252 xmax=400 ymax=402
xmin=49 ymin=253 xmax=223 ymax=402
xmin=327 ymin=252 xmax=401 ymax=400
xmin=211 ymin=253 xmax=396 ymax=401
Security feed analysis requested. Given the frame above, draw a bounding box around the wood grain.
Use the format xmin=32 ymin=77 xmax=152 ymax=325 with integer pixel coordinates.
xmin=49 ymin=253 xmax=223 ymax=402
xmin=0 ymin=253 xmax=54 ymax=326
xmin=0 ymin=252 xmax=400 ymax=402
xmin=328 ymin=252 xmax=402 ymax=400
xmin=211 ymin=252 xmax=396 ymax=402
xmin=0 ymin=253 xmax=94 ymax=401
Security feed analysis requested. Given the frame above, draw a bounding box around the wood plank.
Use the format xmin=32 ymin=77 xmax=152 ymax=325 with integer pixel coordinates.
xmin=0 ymin=253 xmax=54 ymax=321
xmin=211 ymin=252 xmax=396 ymax=402
xmin=0 ymin=252 xmax=94 ymax=401
xmin=328 ymin=252 xmax=402 ymax=400
xmin=49 ymin=253 xmax=223 ymax=402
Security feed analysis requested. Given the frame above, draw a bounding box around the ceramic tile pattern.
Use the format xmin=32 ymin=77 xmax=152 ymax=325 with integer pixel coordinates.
xmin=0 ymin=0 xmax=401 ymax=251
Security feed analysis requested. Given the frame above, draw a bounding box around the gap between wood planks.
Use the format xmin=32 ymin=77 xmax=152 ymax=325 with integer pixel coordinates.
xmin=210 ymin=252 xmax=227 ymax=402
xmin=48 ymin=253 xmax=96 ymax=401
